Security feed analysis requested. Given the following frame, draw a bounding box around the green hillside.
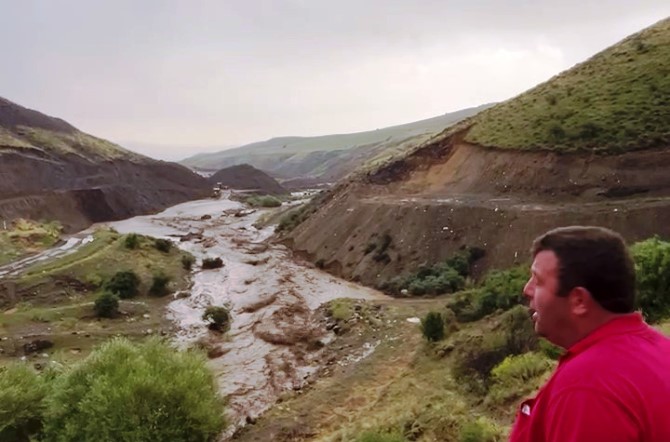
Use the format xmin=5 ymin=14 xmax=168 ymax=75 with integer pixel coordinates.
xmin=466 ymin=17 xmax=670 ymax=152
xmin=181 ymin=105 xmax=493 ymax=180
xmin=0 ymin=97 xmax=145 ymax=162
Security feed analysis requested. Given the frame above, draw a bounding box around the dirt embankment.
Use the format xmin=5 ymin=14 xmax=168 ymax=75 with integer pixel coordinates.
xmin=287 ymin=131 xmax=670 ymax=286
xmin=0 ymin=150 xmax=211 ymax=231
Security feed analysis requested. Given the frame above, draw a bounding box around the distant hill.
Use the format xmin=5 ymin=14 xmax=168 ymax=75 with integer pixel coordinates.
xmin=0 ymin=97 xmax=209 ymax=232
xmin=180 ymin=105 xmax=493 ymax=185
xmin=209 ymin=164 xmax=287 ymax=195
xmin=466 ymin=17 xmax=670 ymax=152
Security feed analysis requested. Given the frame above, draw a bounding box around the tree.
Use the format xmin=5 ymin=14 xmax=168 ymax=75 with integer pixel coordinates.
xmin=421 ymin=311 xmax=445 ymax=342
xmin=94 ymin=292 xmax=119 ymax=318
xmin=104 ymin=271 xmax=140 ymax=299
xmin=42 ymin=338 xmax=225 ymax=441
xmin=0 ymin=363 xmax=48 ymax=442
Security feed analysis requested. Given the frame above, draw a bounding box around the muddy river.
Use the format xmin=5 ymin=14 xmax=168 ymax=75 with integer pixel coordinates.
xmin=99 ymin=193 xmax=388 ymax=438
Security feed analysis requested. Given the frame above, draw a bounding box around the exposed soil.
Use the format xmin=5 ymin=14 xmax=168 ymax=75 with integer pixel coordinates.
xmin=287 ymin=131 xmax=670 ymax=286
xmin=0 ymin=151 xmax=211 ymax=232
xmin=0 ymin=96 xmax=212 ymax=232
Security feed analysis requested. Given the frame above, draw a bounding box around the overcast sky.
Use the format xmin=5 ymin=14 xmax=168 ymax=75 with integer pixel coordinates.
xmin=1 ymin=1 xmax=669 ymax=160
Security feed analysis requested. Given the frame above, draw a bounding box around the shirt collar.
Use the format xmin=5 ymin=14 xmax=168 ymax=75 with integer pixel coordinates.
xmin=560 ymin=312 xmax=647 ymax=362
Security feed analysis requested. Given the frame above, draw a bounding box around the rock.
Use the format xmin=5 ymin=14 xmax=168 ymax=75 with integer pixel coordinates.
xmin=200 ymin=214 xmax=212 ymax=220
xmin=142 ymin=314 xmax=150 ymax=319
xmin=207 ymin=346 xmax=225 ymax=359
xmin=23 ymin=339 xmax=54 ymax=355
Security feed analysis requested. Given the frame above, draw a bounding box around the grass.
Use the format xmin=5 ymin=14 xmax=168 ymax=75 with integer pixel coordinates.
xmin=0 ymin=125 xmax=143 ymax=161
xmin=0 ymin=219 xmax=62 ymax=266
xmin=245 ymin=195 xmax=282 ymax=208
xmin=466 ymin=17 xmax=670 ymax=152
xmin=1 ymin=229 xmax=195 ymax=364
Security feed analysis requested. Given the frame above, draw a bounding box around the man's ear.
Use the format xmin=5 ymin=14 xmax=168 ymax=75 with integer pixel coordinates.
xmin=569 ymin=287 xmax=593 ymax=316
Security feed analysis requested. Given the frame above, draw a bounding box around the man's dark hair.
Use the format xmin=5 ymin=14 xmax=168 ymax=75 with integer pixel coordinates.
xmin=531 ymin=226 xmax=636 ymax=313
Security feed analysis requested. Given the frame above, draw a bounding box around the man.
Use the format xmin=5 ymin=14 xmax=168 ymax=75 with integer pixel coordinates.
xmin=510 ymin=226 xmax=670 ymax=442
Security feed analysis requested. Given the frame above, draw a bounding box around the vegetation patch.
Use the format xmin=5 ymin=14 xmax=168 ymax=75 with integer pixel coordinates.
xmin=466 ymin=18 xmax=670 ymax=152
xmin=202 ymin=306 xmax=231 ymax=332
xmin=0 ymin=338 xmax=225 ymax=441
xmin=381 ymin=249 xmax=481 ymax=296
xmin=0 ymin=219 xmax=62 ymax=266
xmin=245 ymin=195 xmax=282 ymax=208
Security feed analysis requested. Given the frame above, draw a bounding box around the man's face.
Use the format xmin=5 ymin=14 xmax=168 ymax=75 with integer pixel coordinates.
xmin=523 ymin=250 xmax=572 ymax=348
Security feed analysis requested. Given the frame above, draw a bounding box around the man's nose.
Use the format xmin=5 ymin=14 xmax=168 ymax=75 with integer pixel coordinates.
xmin=523 ymin=279 xmax=533 ymax=299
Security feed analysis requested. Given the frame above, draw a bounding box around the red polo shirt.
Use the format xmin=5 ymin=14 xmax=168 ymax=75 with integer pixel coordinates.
xmin=510 ymin=313 xmax=670 ymax=442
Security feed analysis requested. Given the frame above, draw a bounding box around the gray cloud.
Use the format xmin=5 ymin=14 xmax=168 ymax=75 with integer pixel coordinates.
xmin=1 ymin=0 xmax=669 ymax=160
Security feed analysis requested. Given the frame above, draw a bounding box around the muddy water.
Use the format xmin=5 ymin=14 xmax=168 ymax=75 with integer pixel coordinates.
xmin=105 ymin=194 xmax=388 ymax=438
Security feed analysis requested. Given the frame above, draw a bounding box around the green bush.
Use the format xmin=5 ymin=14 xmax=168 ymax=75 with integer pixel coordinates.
xmin=357 ymin=430 xmax=406 ymax=442
xmin=94 ymin=292 xmax=119 ymax=318
xmin=459 ymin=417 xmax=502 ymax=442
xmin=488 ymin=352 xmax=553 ymax=404
xmin=246 ymin=195 xmax=282 ymax=208
xmin=149 ymin=273 xmax=171 ymax=297
xmin=202 ymin=257 xmax=224 ymax=270
xmin=202 ymin=306 xmax=231 ymax=332
xmin=154 ymin=238 xmax=173 ymax=253
xmin=630 ymin=237 xmax=670 ymax=323
xmin=104 ymin=271 xmax=140 ymax=299
xmin=447 ymin=266 xmax=527 ymax=322
xmin=538 ymin=338 xmax=564 ymax=360
xmin=381 ymin=250 xmax=479 ymax=296
xmin=181 ymin=254 xmax=196 ymax=271
xmin=421 ymin=311 xmax=445 ymax=342
xmin=42 ymin=338 xmax=225 ymax=441
xmin=276 ymin=205 xmax=309 ymax=233
xmin=124 ymin=233 xmax=139 ymax=250
xmin=0 ymin=363 xmax=48 ymax=441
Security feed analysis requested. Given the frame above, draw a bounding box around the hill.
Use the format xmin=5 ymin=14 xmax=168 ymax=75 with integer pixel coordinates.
xmin=0 ymin=97 xmax=210 ymax=232
xmin=209 ymin=164 xmax=287 ymax=195
xmin=181 ymin=105 xmax=493 ymax=186
xmin=466 ymin=17 xmax=670 ymax=152
xmin=283 ymin=17 xmax=670 ymax=287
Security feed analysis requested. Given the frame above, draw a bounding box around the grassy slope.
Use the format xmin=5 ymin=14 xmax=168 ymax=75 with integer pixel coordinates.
xmin=466 ymin=17 xmax=670 ymax=152
xmin=181 ymin=105 xmax=492 ymax=169
xmin=236 ymin=297 xmax=670 ymax=442
xmin=0 ymin=219 xmax=61 ymax=266
xmin=0 ymin=126 xmax=145 ymax=162
xmin=0 ymin=230 xmax=193 ymax=364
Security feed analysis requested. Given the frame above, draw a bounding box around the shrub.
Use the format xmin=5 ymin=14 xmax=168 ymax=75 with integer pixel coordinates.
xmin=538 ymin=338 xmax=564 ymax=360
xmin=357 ymin=430 xmax=406 ymax=442
xmin=630 ymin=237 xmax=670 ymax=323
xmin=459 ymin=417 xmax=502 ymax=442
xmin=149 ymin=273 xmax=171 ymax=297
xmin=488 ymin=352 xmax=553 ymax=404
xmin=246 ymin=195 xmax=282 ymax=208
xmin=42 ymin=338 xmax=225 ymax=441
xmin=154 ymin=238 xmax=173 ymax=253
xmin=181 ymin=254 xmax=195 ymax=271
xmin=451 ymin=333 xmax=509 ymax=394
xmin=447 ymin=266 xmax=527 ymax=322
xmin=202 ymin=306 xmax=231 ymax=332
xmin=124 ymin=233 xmax=139 ymax=249
xmin=94 ymin=292 xmax=119 ymax=318
xmin=0 ymin=363 xmax=48 ymax=441
xmin=104 ymin=270 xmax=140 ymax=299
xmin=421 ymin=311 xmax=445 ymax=342
xmin=276 ymin=205 xmax=309 ymax=233
xmin=202 ymin=257 xmax=224 ymax=270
